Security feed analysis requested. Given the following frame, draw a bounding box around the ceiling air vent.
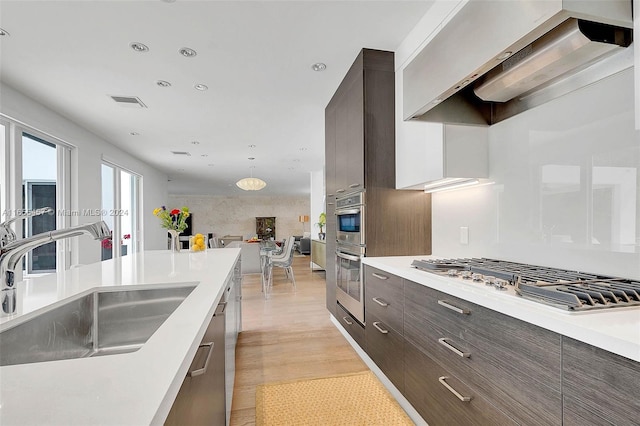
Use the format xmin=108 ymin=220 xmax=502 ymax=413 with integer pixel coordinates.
xmin=170 ymin=151 xmax=191 ymax=156
xmin=109 ymin=95 xmax=147 ymax=108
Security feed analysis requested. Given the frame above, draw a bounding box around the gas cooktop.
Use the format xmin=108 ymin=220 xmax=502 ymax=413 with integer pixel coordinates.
xmin=411 ymin=258 xmax=640 ymax=312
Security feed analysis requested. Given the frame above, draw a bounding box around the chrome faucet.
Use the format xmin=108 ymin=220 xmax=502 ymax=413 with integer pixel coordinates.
xmin=0 ymin=217 xmax=111 ymax=316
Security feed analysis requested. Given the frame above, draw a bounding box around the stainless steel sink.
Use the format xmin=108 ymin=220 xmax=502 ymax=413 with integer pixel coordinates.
xmin=0 ymin=284 xmax=196 ymax=366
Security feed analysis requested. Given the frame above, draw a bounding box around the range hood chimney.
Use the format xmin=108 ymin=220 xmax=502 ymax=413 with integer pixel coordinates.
xmin=403 ymin=0 xmax=633 ymax=126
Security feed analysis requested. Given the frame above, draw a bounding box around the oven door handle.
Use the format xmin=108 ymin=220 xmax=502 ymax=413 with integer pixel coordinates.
xmin=336 ymin=251 xmax=361 ymax=262
xmin=335 ymin=208 xmax=361 ymax=216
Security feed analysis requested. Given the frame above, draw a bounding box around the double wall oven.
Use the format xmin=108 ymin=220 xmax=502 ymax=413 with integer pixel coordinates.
xmin=335 ymin=191 xmax=365 ymax=324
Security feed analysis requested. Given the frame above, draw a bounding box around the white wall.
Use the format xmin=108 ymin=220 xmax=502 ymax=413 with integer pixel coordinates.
xmin=1 ymin=83 xmax=169 ymax=265
xmin=167 ymin=194 xmax=310 ymax=240
xmin=431 ymin=69 xmax=640 ymax=279
xmin=310 ymin=169 xmax=324 ymax=238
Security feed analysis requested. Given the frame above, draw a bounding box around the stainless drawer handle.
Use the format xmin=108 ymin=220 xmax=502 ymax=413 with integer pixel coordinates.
xmin=438 ymin=338 xmax=471 ymax=358
xmin=187 ymin=342 xmax=214 ymax=377
xmin=371 ymin=272 xmax=388 ymax=280
xmin=327 ymin=202 xmax=335 ymax=205
xmin=372 ymin=297 xmax=388 ymax=307
xmin=372 ymin=321 xmax=389 ymax=334
xmin=439 ymin=376 xmax=472 ymax=402
xmin=342 ymin=316 xmax=353 ymax=326
xmin=336 ymin=189 xmax=346 ymax=193
xmin=349 ymin=183 xmax=361 ymax=188
xmin=438 ymin=300 xmax=470 ymax=315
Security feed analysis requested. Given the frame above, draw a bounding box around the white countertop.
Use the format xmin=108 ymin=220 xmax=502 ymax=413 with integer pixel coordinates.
xmin=363 ymin=256 xmax=640 ymax=363
xmin=0 ymin=248 xmax=240 ymax=426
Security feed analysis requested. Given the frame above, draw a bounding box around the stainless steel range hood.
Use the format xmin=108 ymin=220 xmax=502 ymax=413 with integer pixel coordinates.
xmin=403 ymin=0 xmax=633 ymax=126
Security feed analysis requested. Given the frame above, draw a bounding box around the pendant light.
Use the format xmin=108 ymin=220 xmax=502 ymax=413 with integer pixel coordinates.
xmin=236 ymin=166 xmax=266 ymax=191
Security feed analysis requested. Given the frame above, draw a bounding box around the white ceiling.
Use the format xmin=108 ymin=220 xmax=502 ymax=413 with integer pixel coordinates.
xmin=0 ymin=0 xmax=434 ymax=196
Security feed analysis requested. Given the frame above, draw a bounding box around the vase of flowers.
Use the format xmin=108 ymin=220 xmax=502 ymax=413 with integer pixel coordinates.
xmin=153 ymin=206 xmax=190 ymax=252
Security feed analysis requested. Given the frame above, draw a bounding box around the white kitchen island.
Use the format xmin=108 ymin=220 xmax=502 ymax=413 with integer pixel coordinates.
xmin=0 ymin=248 xmax=240 ymax=425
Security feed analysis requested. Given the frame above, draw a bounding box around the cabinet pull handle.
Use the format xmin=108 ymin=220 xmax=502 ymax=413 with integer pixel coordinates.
xmin=438 ymin=300 xmax=470 ymax=315
xmin=187 ymin=342 xmax=214 ymax=377
xmin=327 ymin=194 xmax=334 ymax=197
xmin=372 ymin=321 xmax=389 ymax=334
xmin=336 ymin=189 xmax=346 ymax=193
xmin=438 ymin=338 xmax=471 ymax=358
xmin=342 ymin=316 xmax=353 ymax=326
xmin=372 ymin=297 xmax=388 ymax=307
xmin=349 ymin=183 xmax=360 ymax=188
xmin=371 ymin=272 xmax=388 ymax=280
xmin=439 ymin=376 xmax=472 ymax=402
xmin=327 ymin=202 xmax=335 ymax=205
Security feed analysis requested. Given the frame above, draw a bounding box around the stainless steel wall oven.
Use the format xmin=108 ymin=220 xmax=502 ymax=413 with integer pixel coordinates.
xmin=335 ymin=192 xmax=365 ymax=324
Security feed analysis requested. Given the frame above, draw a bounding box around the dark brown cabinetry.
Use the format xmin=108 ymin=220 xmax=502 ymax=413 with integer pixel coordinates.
xmin=353 ymin=265 xmax=639 ymax=426
xmin=562 ymin=337 xmax=640 ymax=425
xmin=404 ymin=281 xmax=562 ymax=426
xmin=336 ymin=302 xmax=365 ymax=349
xmin=324 ymin=48 xmax=432 ymax=315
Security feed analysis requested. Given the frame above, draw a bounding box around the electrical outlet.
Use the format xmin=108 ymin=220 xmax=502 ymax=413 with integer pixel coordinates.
xmin=460 ymin=227 xmax=469 ymax=245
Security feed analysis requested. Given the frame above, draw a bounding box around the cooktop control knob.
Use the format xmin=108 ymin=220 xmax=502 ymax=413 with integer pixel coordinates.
xmin=447 ymin=269 xmax=459 ymax=277
xmin=494 ymin=279 xmax=509 ymax=290
xmin=472 ymin=273 xmax=484 ymax=282
xmin=484 ymin=275 xmax=496 ymax=286
xmin=460 ymin=271 xmax=472 ymax=279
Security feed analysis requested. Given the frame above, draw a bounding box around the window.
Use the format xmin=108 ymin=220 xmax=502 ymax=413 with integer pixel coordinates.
xmin=0 ymin=116 xmax=72 ymax=277
xmin=101 ymin=162 xmax=141 ymax=260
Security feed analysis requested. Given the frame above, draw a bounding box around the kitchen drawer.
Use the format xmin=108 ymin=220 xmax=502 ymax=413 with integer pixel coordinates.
xmin=364 ymin=265 xmax=403 ymax=334
xmin=562 ymin=337 xmax=640 ymax=425
xmin=404 ymin=313 xmax=562 ymax=426
xmin=404 ymin=340 xmax=515 ymax=426
xmin=404 ymin=281 xmax=561 ymax=389
xmin=365 ymin=312 xmax=404 ymax=392
xmin=336 ymin=303 xmax=365 ymax=350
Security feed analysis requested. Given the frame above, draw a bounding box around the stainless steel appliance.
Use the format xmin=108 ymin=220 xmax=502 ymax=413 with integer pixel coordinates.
xmin=335 ymin=191 xmax=366 ymax=324
xmin=335 ymin=191 xmax=364 ymax=247
xmin=412 ymin=258 xmax=640 ymax=312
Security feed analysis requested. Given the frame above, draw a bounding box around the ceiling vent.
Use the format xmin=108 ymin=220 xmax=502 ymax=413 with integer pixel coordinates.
xmin=109 ymin=95 xmax=147 ymax=108
xmin=170 ymin=151 xmax=191 ymax=156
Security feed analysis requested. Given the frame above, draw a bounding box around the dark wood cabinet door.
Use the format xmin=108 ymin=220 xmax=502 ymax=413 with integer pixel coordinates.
xmin=562 ymin=337 xmax=640 ymax=425
xmin=404 ymin=340 xmax=516 ymax=426
xmin=365 ymin=312 xmax=404 ymax=392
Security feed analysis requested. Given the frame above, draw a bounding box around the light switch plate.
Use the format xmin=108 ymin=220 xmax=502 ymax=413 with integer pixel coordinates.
xmin=460 ymin=226 xmax=469 ymax=245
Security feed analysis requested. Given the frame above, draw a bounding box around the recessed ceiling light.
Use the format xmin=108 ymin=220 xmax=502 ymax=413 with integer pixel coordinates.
xmin=432 ymin=99 xmax=442 ymax=105
xmin=312 ymin=63 xmax=327 ymax=72
xmin=293 ymin=159 xmax=300 ymax=162
xmin=497 ymin=51 xmax=512 ymax=60
xmin=191 ymin=141 xmax=200 ymax=145
xmin=248 ymin=157 xmax=255 ymax=160
xmin=248 ymin=144 xmax=256 ymax=148
xmin=130 ymin=42 xmax=149 ymax=53
xmin=201 ymin=154 xmax=208 ymax=157
xmin=0 ymin=28 xmax=10 ymax=37
xmin=299 ymin=147 xmax=307 ymax=151
xmin=156 ymin=80 xmax=171 ymax=87
xmin=179 ymin=47 xmax=197 ymax=57
xmin=129 ymin=131 xmax=140 ymax=136
xmin=194 ymin=83 xmax=208 ymax=91
xmin=208 ymin=163 xmax=214 ymax=166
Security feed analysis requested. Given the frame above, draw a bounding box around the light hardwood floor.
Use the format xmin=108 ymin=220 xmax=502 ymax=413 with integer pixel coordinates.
xmin=229 ymin=255 xmax=367 ymax=426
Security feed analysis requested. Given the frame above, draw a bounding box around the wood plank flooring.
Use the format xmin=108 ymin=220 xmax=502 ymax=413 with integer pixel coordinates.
xmin=229 ymin=255 xmax=367 ymax=426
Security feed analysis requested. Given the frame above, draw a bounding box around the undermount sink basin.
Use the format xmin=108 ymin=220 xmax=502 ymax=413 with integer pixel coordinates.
xmin=0 ymin=284 xmax=196 ymax=366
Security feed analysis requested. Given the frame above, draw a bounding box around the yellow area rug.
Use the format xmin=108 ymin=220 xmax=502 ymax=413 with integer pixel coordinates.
xmin=255 ymin=371 xmax=414 ymax=425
